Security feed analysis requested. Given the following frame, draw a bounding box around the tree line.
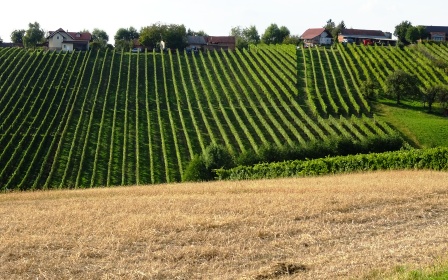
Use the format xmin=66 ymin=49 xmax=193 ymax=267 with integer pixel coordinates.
xmin=8 ymin=21 xmax=304 ymax=51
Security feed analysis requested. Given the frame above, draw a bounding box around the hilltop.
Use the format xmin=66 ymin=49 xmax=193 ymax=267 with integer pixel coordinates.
xmin=0 ymin=43 xmax=448 ymax=190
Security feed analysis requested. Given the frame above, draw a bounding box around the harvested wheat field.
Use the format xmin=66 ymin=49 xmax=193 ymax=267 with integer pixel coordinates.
xmin=1 ymin=170 xmax=448 ymax=279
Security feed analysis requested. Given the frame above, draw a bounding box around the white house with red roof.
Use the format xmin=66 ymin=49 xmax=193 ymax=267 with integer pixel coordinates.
xmin=47 ymin=28 xmax=92 ymax=51
xmin=300 ymin=28 xmax=332 ymax=47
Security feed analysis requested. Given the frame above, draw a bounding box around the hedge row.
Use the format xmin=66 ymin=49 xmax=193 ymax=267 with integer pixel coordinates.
xmin=215 ymin=147 xmax=448 ymax=180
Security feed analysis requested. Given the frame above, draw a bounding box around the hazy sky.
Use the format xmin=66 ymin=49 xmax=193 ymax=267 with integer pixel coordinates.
xmin=1 ymin=0 xmax=447 ymax=43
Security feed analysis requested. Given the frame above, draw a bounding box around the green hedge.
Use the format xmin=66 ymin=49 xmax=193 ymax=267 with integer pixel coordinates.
xmin=215 ymin=147 xmax=448 ymax=180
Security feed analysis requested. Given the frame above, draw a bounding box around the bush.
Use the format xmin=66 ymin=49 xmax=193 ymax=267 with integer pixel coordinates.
xmin=203 ymin=144 xmax=235 ymax=170
xmin=182 ymin=155 xmax=210 ymax=182
xmin=257 ymin=143 xmax=284 ymax=163
xmin=183 ymin=144 xmax=235 ymax=182
xmin=236 ymin=148 xmax=260 ymax=166
xmin=215 ymin=147 xmax=448 ymax=180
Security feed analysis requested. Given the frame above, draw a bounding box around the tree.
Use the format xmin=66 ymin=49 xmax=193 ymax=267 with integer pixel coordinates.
xmin=360 ymin=78 xmax=378 ymax=100
xmin=261 ymin=24 xmax=290 ymax=44
xmin=416 ymin=25 xmax=429 ymax=41
xmin=0 ymin=37 xmax=3 ymax=44
xmin=324 ymin=19 xmax=336 ymax=36
xmin=424 ymin=85 xmax=448 ymax=112
xmin=385 ymin=70 xmax=420 ymax=104
xmin=187 ymin=29 xmax=208 ymax=36
xmin=243 ymin=25 xmax=260 ymax=45
xmin=11 ymin=29 xmax=26 ymax=44
xmin=282 ymin=35 xmax=300 ymax=45
xmin=23 ymin=22 xmax=45 ymax=49
xmin=332 ymin=20 xmax=346 ymax=39
xmin=114 ymin=27 xmax=139 ymax=50
xmin=89 ymin=28 xmax=109 ymax=50
xmin=438 ymin=87 xmax=448 ymax=112
xmin=139 ymin=23 xmax=186 ymax=50
xmin=230 ymin=25 xmax=260 ymax=49
xmin=114 ymin=27 xmax=139 ymax=41
xmin=394 ymin=20 xmax=413 ymax=45
xmin=405 ymin=26 xmax=420 ymax=44
xmin=230 ymin=26 xmax=248 ymax=49
xmin=164 ymin=24 xmax=187 ymax=49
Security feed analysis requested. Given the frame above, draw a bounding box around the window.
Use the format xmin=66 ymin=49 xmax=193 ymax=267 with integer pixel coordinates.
xmin=433 ymin=35 xmax=444 ymax=42
xmin=57 ymin=35 xmax=59 ymax=40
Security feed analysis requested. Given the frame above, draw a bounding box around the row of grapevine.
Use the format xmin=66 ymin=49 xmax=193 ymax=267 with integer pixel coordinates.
xmin=3 ymin=43 xmax=442 ymax=189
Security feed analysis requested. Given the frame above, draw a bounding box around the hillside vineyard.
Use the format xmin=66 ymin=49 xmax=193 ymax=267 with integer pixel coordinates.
xmin=1 ymin=43 xmax=447 ymax=190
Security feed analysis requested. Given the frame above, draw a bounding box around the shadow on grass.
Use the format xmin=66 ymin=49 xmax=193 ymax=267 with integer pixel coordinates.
xmin=374 ymin=97 xmax=447 ymax=117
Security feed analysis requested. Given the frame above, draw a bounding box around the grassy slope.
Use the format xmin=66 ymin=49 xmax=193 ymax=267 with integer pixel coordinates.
xmin=374 ymin=99 xmax=448 ymax=148
xmin=1 ymin=170 xmax=448 ymax=279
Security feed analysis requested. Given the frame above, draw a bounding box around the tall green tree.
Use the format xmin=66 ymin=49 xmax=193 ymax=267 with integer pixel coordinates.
xmin=139 ymin=23 xmax=186 ymax=50
xmin=230 ymin=25 xmax=260 ymax=49
xmin=324 ymin=19 xmax=336 ymax=36
xmin=386 ymin=70 xmax=420 ymax=104
xmin=261 ymin=24 xmax=290 ymax=44
xmin=243 ymin=25 xmax=260 ymax=45
xmin=230 ymin=26 xmax=247 ymax=49
xmin=187 ymin=29 xmax=208 ymax=36
xmin=282 ymin=35 xmax=300 ymax=45
xmin=10 ymin=30 xmax=25 ymax=43
xmin=405 ymin=26 xmax=420 ymax=44
xmin=23 ymin=22 xmax=44 ymax=48
xmin=332 ymin=20 xmax=346 ymax=39
xmin=416 ymin=25 xmax=429 ymax=41
xmin=425 ymin=85 xmax=448 ymax=112
xmin=164 ymin=24 xmax=187 ymax=49
xmin=394 ymin=20 xmax=413 ymax=45
xmin=90 ymin=28 xmax=109 ymax=50
xmin=114 ymin=27 xmax=139 ymax=50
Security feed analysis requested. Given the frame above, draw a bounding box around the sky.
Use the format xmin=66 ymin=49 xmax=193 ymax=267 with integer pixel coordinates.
xmin=1 ymin=0 xmax=447 ymax=43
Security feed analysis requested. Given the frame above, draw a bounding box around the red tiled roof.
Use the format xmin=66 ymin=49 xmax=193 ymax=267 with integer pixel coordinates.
xmin=48 ymin=28 xmax=92 ymax=42
xmin=300 ymin=28 xmax=327 ymax=39
xmin=205 ymin=36 xmax=236 ymax=44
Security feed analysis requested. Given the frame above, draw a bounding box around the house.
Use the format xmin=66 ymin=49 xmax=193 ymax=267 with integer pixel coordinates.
xmin=204 ymin=36 xmax=236 ymax=51
xmin=186 ymin=35 xmax=207 ymax=52
xmin=338 ymin=29 xmax=396 ymax=46
xmin=185 ymin=35 xmax=236 ymax=51
xmin=300 ymin=28 xmax=333 ymax=47
xmin=47 ymin=28 xmax=92 ymax=51
xmin=423 ymin=26 xmax=448 ymax=42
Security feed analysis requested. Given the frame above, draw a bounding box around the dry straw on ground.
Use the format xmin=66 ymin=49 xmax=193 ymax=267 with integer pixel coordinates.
xmin=1 ymin=170 xmax=448 ymax=279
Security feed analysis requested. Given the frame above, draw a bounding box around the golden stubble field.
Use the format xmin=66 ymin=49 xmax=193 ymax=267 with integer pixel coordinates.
xmin=1 ymin=170 xmax=448 ymax=279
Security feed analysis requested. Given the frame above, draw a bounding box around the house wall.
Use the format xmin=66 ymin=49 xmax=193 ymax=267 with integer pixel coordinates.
xmin=62 ymin=43 xmax=74 ymax=51
xmin=319 ymin=32 xmax=332 ymax=45
xmin=430 ymin=32 xmax=446 ymax=42
xmin=48 ymin=32 xmax=66 ymax=50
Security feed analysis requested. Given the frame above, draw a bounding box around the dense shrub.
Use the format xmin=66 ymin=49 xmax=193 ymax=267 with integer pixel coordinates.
xmin=183 ymin=144 xmax=235 ymax=182
xmin=215 ymin=147 xmax=448 ymax=180
xmin=182 ymin=155 xmax=210 ymax=182
xmin=203 ymin=144 xmax=235 ymax=170
xmin=236 ymin=148 xmax=261 ymax=166
xmin=183 ymin=134 xmax=405 ymax=182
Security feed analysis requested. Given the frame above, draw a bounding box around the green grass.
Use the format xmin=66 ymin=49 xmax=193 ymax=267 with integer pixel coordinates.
xmin=374 ymin=98 xmax=448 ymax=148
xmin=367 ymin=264 xmax=448 ymax=280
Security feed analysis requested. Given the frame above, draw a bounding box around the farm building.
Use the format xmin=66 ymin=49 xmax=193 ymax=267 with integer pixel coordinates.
xmin=186 ymin=35 xmax=207 ymax=51
xmin=338 ymin=28 xmax=396 ymax=45
xmin=186 ymin=35 xmax=236 ymax=51
xmin=423 ymin=26 xmax=448 ymax=42
xmin=47 ymin=28 xmax=92 ymax=51
xmin=300 ymin=28 xmax=333 ymax=47
xmin=204 ymin=36 xmax=236 ymax=51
